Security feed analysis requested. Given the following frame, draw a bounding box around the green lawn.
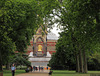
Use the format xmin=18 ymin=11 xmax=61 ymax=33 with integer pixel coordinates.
xmin=52 ymin=70 xmax=100 ymax=76
xmin=3 ymin=70 xmax=25 ymax=76
xmin=2 ymin=70 xmax=100 ymax=76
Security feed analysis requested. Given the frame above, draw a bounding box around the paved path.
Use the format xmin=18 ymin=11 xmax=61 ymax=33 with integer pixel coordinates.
xmin=16 ymin=73 xmax=49 ymax=76
xmin=16 ymin=70 xmax=50 ymax=76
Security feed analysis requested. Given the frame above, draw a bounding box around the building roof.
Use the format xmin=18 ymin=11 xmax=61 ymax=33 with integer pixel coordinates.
xmin=47 ymin=32 xmax=58 ymax=40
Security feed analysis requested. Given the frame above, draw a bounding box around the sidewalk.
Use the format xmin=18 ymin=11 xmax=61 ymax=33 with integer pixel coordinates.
xmin=16 ymin=73 xmax=49 ymax=76
xmin=16 ymin=70 xmax=50 ymax=76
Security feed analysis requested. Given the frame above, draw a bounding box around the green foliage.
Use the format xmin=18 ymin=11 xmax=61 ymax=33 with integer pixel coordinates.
xmin=49 ymin=35 xmax=76 ymax=70
xmin=4 ymin=0 xmax=39 ymax=52
xmin=88 ymin=50 xmax=100 ymax=70
xmin=0 ymin=0 xmax=58 ymax=71
xmin=11 ymin=53 xmax=31 ymax=67
xmin=49 ymin=0 xmax=100 ymax=72
xmin=0 ymin=0 xmax=37 ymax=70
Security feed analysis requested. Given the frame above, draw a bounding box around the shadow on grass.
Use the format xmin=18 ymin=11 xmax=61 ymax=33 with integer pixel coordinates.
xmin=53 ymin=71 xmax=91 ymax=75
xmin=53 ymin=72 xmax=100 ymax=75
xmin=53 ymin=72 xmax=76 ymax=74
xmin=3 ymin=70 xmax=25 ymax=73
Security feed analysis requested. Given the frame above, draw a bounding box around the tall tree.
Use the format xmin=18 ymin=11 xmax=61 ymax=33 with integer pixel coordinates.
xmin=52 ymin=0 xmax=100 ymax=73
xmin=0 ymin=0 xmax=59 ymax=71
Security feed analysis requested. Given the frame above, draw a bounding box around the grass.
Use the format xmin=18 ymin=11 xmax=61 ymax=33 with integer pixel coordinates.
xmin=52 ymin=70 xmax=100 ymax=76
xmin=3 ymin=70 xmax=25 ymax=76
xmin=2 ymin=70 xmax=100 ymax=76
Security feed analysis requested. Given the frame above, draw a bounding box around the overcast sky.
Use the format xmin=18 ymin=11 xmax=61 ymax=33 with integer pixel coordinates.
xmin=50 ymin=25 xmax=61 ymax=37
xmin=48 ymin=13 xmax=62 ymax=37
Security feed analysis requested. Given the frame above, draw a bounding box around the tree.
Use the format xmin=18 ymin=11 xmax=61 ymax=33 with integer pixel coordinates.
xmin=0 ymin=0 xmax=38 ymax=71
xmin=10 ymin=53 xmax=31 ymax=67
xmin=50 ymin=0 xmax=100 ymax=73
xmin=0 ymin=0 xmax=60 ymax=71
xmin=0 ymin=30 xmax=15 ymax=70
xmin=49 ymin=33 xmax=76 ymax=70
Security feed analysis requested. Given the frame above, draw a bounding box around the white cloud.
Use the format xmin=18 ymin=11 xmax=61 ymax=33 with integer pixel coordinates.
xmin=50 ymin=25 xmax=61 ymax=37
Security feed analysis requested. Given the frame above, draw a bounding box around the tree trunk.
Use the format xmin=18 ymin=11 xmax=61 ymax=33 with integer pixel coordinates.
xmin=0 ymin=52 xmax=3 ymax=71
xmin=83 ymin=50 xmax=87 ymax=73
xmin=0 ymin=62 xmax=2 ymax=71
xmin=79 ymin=49 xmax=84 ymax=73
xmin=6 ymin=63 xmax=10 ymax=70
xmin=76 ymin=54 xmax=80 ymax=72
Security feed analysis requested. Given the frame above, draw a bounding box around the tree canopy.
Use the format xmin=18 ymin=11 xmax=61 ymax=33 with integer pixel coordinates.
xmin=49 ymin=0 xmax=100 ymax=73
xmin=0 ymin=0 xmax=100 ymax=73
xmin=0 ymin=0 xmax=58 ymax=71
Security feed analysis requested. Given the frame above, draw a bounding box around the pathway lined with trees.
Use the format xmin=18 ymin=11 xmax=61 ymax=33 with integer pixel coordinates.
xmin=0 ymin=0 xmax=100 ymax=75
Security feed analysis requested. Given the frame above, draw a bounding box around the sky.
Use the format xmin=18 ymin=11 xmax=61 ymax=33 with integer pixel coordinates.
xmin=50 ymin=14 xmax=62 ymax=37
xmin=50 ymin=25 xmax=61 ymax=37
xmin=48 ymin=14 xmax=62 ymax=37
